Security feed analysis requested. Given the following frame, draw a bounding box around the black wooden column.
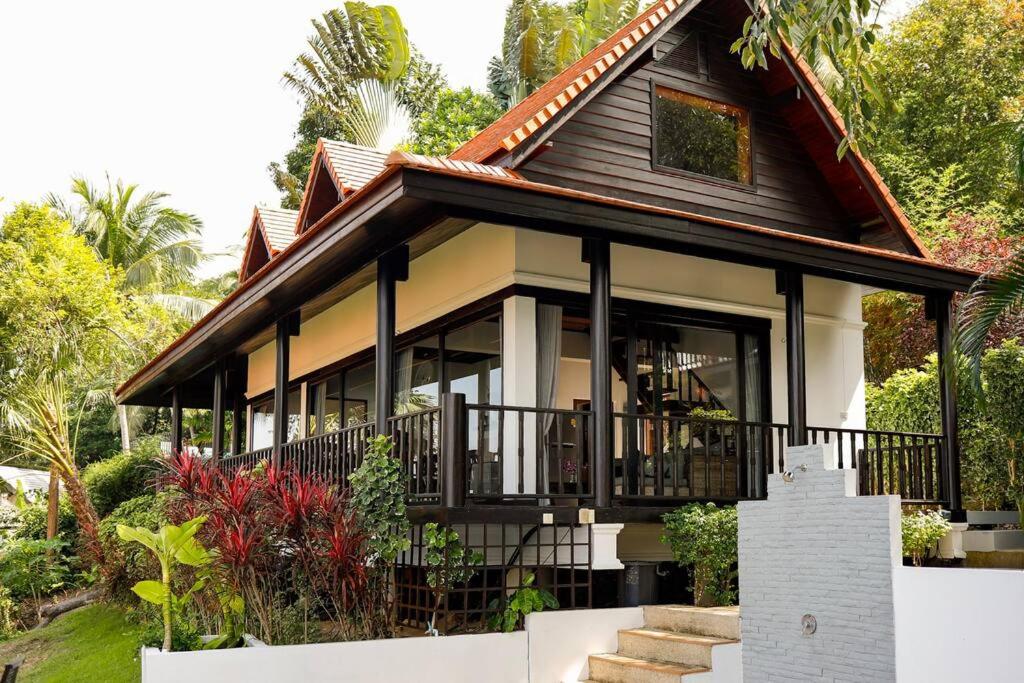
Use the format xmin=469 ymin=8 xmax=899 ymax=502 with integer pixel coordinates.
xmin=931 ymin=292 xmax=964 ymax=520
xmin=170 ymin=385 xmax=183 ymax=455
xmin=586 ymin=238 xmax=613 ymax=508
xmin=777 ymin=271 xmax=807 ymax=446
xmin=375 ymin=245 xmax=409 ymax=434
xmin=211 ymin=359 xmax=225 ymax=462
xmin=273 ymin=313 xmax=299 ymax=466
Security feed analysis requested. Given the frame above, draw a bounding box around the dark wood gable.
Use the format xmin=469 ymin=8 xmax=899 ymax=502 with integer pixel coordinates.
xmin=520 ymin=3 xmax=869 ymax=245
xmin=239 ymin=226 xmax=272 ymax=282
xmin=298 ymin=157 xmax=344 ymax=233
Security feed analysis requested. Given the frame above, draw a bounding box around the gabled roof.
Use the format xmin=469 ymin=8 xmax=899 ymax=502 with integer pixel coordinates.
xmin=450 ymin=0 xmax=929 ymax=258
xmin=451 ymin=0 xmax=686 ymax=164
xmin=0 ymin=466 xmax=51 ymax=496
xmin=238 ymin=206 xmax=299 ymax=282
xmin=295 ymin=139 xmax=389 ymax=233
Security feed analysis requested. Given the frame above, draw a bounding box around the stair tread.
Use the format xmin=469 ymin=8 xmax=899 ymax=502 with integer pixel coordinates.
xmin=647 ymin=605 xmax=740 ymax=617
xmin=590 ymin=653 xmax=709 ymax=675
xmin=620 ymin=627 xmax=738 ymax=646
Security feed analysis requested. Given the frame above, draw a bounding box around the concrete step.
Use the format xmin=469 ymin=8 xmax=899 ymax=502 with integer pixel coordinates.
xmin=588 ymin=653 xmax=708 ymax=683
xmin=642 ymin=605 xmax=741 ymax=640
xmin=617 ymin=628 xmax=736 ymax=668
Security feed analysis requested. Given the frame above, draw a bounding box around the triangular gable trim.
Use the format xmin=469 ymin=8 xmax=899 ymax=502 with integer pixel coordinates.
xmin=238 ymin=208 xmax=279 ymax=282
xmin=295 ymin=139 xmax=346 ymax=234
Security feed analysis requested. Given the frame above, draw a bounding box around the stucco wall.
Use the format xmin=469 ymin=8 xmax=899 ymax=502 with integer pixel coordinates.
xmin=247 ymin=224 xmax=866 ymax=437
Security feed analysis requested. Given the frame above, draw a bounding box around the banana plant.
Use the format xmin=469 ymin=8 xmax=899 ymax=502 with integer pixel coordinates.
xmin=117 ymin=516 xmax=210 ymax=651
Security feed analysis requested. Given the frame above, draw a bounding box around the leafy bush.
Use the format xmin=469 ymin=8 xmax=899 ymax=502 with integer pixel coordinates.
xmin=0 ymin=584 xmax=16 ymax=640
xmin=98 ymin=493 xmax=168 ymax=603
xmin=0 ymin=537 xmax=73 ymax=601
xmin=12 ymin=498 xmax=78 ymax=543
xmin=662 ymin=503 xmax=738 ymax=607
xmin=82 ymin=448 xmax=156 ymax=518
xmin=350 ymin=435 xmax=410 ymax=563
xmin=487 ymin=572 xmax=558 ymax=633
xmin=902 ymin=510 xmax=951 ymax=566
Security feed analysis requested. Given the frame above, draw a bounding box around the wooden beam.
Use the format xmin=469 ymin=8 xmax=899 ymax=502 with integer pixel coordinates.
xmin=211 ymin=359 xmax=225 ymax=462
xmin=933 ymin=292 xmax=964 ymax=519
xmin=777 ymin=271 xmax=807 ymax=446
xmin=587 ymin=238 xmax=613 ymax=508
xmin=375 ymin=245 xmax=409 ymax=433
xmin=170 ymin=386 xmax=183 ymax=454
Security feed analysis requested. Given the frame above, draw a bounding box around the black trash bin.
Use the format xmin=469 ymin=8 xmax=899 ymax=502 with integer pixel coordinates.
xmin=618 ymin=561 xmax=659 ymax=607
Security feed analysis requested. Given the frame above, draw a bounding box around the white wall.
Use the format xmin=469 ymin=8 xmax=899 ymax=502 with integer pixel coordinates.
xmin=526 ymin=607 xmax=644 ymax=683
xmin=893 ymin=567 xmax=1024 ymax=682
xmin=142 ymin=631 xmax=528 ymax=683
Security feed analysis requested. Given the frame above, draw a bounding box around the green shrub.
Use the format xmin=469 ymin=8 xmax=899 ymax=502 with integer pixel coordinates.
xmin=902 ymin=510 xmax=951 ymax=566
xmin=350 ymin=435 xmax=410 ymax=563
xmin=82 ymin=448 xmax=156 ymax=518
xmin=98 ymin=493 xmax=168 ymax=604
xmin=13 ymin=498 xmax=78 ymax=543
xmin=0 ymin=584 xmax=16 ymax=640
xmin=662 ymin=503 xmax=738 ymax=607
xmin=0 ymin=537 xmax=74 ymax=601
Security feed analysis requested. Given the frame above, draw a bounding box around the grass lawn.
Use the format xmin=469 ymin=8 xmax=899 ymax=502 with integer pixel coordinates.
xmin=0 ymin=603 xmax=145 ymax=683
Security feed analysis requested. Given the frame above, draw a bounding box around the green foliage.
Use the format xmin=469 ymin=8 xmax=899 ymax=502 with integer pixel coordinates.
xmin=487 ymin=572 xmax=559 ymax=632
xmin=407 ymin=88 xmax=504 ymax=156
xmin=349 ymin=435 xmax=410 ymax=563
xmin=901 ymin=510 xmax=951 ymax=566
xmin=866 ymin=342 xmax=1024 ymax=511
xmin=98 ymin=493 xmax=168 ymax=603
xmin=871 ymin=0 xmax=1024 ymax=210
xmin=0 ymin=585 xmax=15 ymax=641
xmin=138 ymin=614 xmax=203 ymax=652
xmin=0 ymin=538 xmax=74 ymax=601
xmin=82 ymin=450 xmax=154 ymax=518
xmin=423 ymin=523 xmax=483 ymax=591
xmin=12 ymin=497 xmax=78 ymax=544
xmin=488 ymin=0 xmax=641 ymax=108
xmin=688 ymin=407 xmax=736 ymax=422
xmin=662 ymin=503 xmax=738 ymax=607
xmin=116 ymin=516 xmax=210 ymax=651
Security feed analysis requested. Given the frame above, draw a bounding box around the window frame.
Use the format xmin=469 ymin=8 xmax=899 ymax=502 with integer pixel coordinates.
xmin=649 ymin=78 xmax=757 ymax=192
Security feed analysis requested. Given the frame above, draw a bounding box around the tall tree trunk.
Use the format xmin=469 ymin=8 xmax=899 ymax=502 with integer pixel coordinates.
xmin=46 ymin=463 xmax=59 ymax=541
xmin=117 ymin=403 xmax=131 ymax=452
xmin=59 ymin=468 xmax=106 ymax=573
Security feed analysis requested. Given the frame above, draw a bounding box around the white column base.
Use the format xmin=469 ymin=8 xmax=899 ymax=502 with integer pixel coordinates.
xmin=591 ymin=523 xmax=625 ymax=570
xmin=937 ymin=521 xmax=969 ymax=560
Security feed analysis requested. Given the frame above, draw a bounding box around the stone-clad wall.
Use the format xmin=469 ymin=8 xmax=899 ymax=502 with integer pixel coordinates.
xmin=738 ymin=444 xmax=902 ymax=682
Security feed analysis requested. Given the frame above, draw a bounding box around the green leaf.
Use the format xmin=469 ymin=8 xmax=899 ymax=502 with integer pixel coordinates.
xmin=117 ymin=524 xmax=159 ymax=554
xmin=131 ymin=580 xmax=165 ymax=605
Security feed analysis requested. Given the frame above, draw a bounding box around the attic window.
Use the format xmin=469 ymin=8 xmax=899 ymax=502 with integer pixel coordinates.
xmin=653 ymin=86 xmax=752 ymax=185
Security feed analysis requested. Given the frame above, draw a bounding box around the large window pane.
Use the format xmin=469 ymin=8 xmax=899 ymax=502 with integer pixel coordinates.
xmin=249 ymin=388 xmax=301 ymax=449
xmin=445 ymin=315 xmax=502 ymax=404
xmin=343 ymin=361 xmax=375 ymax=427
xmin=396 ymin=336 xmax=440 ymax=412
xmin=308 ymin=374 xmax=341 ymax=435
xmin=655 ymin=86 xmax=751 ymax=184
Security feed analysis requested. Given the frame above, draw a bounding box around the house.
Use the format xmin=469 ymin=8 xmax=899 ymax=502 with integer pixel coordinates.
xmin=116 ymin=0 xmax=975 ymax=636
xmin=0 ymin=465 xmax=52 ymax=510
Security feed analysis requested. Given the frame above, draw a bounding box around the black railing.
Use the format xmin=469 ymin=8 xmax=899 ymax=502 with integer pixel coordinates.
xmin=387 ymin=408 xmax=442 ymax=504
xmin=280 ymin=422 xmax=376 ymax=487
xmin=218 ymin=446 xmax=272 ymax=473
xmin=218 ymin=399 xmax=950 ymax=508
xmin=464 ymin=404 xmax=594 ymax=502
xmin=807 ymin=426 xmax=945 ymax=504
xmin=613 ymin=413 xmax=789 ymax=502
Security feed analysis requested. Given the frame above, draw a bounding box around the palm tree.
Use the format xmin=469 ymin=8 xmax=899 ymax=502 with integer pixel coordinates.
xmin=9 ymin=375 xmax=107 ymax=575
xmin=48 ymin=176 xmax=213 ymax=452
xmin=488 ymin=0 xmax=644 ymax=108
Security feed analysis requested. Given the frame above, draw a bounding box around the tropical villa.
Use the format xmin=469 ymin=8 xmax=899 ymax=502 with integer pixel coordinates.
xmin=117 ymin=0 xmax=982 ymax=678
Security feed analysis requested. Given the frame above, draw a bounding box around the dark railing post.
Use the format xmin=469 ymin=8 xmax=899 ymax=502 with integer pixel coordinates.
xmin=211 ymin=359 xmax=225 ymax=463
xmin=170 ymin=385 xmax=183 ymax=455
xmin=441 ymin=393 xmax=467 ymax=508
xmin=585 ymin=238 xmax=612 ymax=508
xmin=375 ymin=245 xmax=408 ymax=434
xmin=273 ymin=313 xmax=299 ymax=468
xmin=931 ymin=292 xmax=964 ymax=520
xmin=777 ymin=270 xmax=807 ymax=446
xmin=230 ymin=391 xmax=243 ymax=456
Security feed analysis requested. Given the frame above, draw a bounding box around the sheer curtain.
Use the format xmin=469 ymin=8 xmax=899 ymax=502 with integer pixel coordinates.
xmin=744 ymin=334 xmax=763 ymax=495
xmin=536 ymin=304 xmax=562 ymax=495
xmin=395 ymin=347 xmax=414 ymax=414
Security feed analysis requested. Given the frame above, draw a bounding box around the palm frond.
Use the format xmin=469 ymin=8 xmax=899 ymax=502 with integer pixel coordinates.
xmin=955 ymin=250 xmax=1024 ymax=377
xmin=148 ymin=293 xmax=218 ymax=323
xmin=342 ymin=79 xmax=412 ymax=151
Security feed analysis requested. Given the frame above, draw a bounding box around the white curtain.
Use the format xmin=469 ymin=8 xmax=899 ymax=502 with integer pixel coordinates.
xmin=395 ymin=347 xmax=414 ymax=414
xmin=536 ymin=304 xmax=562 ymax=495
xmin=251 ymin=410 xmax=274 ymax=450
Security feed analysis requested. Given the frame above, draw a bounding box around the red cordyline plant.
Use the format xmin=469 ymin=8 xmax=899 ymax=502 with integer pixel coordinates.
xmin=159 ymin=454 xmax=376 ymax=644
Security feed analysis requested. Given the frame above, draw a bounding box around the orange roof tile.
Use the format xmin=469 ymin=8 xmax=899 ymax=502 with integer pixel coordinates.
xmin=450 ymin=0 xmax=687 ymax=163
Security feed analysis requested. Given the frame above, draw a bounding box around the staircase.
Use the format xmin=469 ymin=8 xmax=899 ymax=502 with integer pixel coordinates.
xmin=586 ymin=606 xmax=740 ymax=683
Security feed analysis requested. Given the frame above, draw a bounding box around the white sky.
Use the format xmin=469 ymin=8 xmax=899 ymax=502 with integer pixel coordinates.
xmin=0 ymin=0 xmax=917 ymax=276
